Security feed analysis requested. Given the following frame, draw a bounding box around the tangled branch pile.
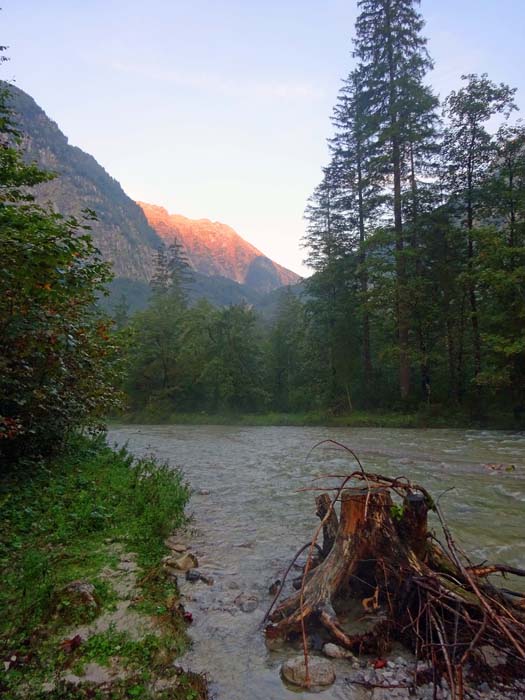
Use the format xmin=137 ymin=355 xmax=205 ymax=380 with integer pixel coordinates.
xmin=264 ymin=444 xmax=525 ymax=698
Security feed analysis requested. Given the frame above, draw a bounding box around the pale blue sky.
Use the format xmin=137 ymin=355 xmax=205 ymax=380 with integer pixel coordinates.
xmin=4 ymin=1 xmax=525 ymax=274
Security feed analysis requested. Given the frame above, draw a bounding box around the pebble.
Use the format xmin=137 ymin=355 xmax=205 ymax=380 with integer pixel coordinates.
xmin=268 ymin=579 xmax=281 ymax=595
xmin=164 ymin=536 xmax=188 ymax=552
xmin=323 ymin=643 xmax=355 ymax=660
xmin=342 ymin=658 xmax=523 ymax=700
xmin=185 ymin=569 xmax=214 ymax=585
xmin=185 ymin=570 xmax=201 ymax=583
xmin=234 ymin=593 xmax=259 ymax=613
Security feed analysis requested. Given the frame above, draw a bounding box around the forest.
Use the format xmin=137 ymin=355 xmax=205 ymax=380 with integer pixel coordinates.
xmin=117 ymin=3 xmax=525 ymax=423
xmin=3 ymin=1 xmax=524 ymax=443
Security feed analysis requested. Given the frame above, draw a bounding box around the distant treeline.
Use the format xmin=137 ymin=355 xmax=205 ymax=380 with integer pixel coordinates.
xmin=122 ymin=0 xmax=525 ymax=419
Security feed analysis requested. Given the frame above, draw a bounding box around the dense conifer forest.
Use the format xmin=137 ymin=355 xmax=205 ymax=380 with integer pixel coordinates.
xmin=121 ymin=0 xmax=525 ymax=422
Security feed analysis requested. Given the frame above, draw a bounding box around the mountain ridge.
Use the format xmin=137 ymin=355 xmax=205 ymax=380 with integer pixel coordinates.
xmin=138 ymin=202 xmax=301 ymax=294
xmin=5 ymin=83 xmax=162 ymax=281
xmin=5 ymin=82 xmax=301 ymax=298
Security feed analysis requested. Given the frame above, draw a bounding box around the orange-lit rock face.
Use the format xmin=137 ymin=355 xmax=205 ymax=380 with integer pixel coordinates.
xmin=138 ymin=202 xmax=301 ymax=293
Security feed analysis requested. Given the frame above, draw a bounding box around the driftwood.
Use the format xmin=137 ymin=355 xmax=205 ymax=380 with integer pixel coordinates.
xmin=264 ymin=443 xmax=525 ymax=699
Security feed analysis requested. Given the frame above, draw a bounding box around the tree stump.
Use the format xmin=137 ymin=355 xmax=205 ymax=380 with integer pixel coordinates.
xmin=266 ymin=465 xmax=525 ymax=697
xmin=267 ymin=487 xmax=396 ymax=652
xmin=315 ymin=493 xmax=338 ymax=557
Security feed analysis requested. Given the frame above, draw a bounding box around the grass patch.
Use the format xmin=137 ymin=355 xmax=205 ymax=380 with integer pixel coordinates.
xmin=115 ymin=407 xmax=522 ymax=429
xmin=78 ymin=625 xmax=184 ymax=671
xmin=0 ymin=435 xmax=204 ymax=699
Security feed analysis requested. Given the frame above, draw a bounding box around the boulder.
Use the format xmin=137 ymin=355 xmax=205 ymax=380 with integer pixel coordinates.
xmin=281 ymin=655 xmax=335 ymax=688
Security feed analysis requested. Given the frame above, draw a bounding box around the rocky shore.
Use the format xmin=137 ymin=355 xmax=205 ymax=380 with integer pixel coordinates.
xmin=281 ymin=645 xmax=525 ymax=699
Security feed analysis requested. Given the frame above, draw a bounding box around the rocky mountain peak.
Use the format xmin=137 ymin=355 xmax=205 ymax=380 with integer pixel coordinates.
xmin=138 ymin=202 xmax=301 ymax=293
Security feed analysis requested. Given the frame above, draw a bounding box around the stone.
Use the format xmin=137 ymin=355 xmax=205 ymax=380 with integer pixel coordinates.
xmin=185 ymin=570 xmax=201 ymax=583
xmin=63 ymin=662 xmax=115 ymax=685
xmin=62 ymin=581 xmax=99 ymax=609
xmin=117 ymin=560 xmax=138 ymax=572
xmin=164 ymin=552 xmax=198 ymax=572
xmin=165 ymin=536 xmax=188 ymax=553
xmin=268 ymin=579 xmax=281 ymax=595
xmin=184 ymin=569 xmax=214 ymax=585
xmin=323 ymin=642 xmax=355 ymax=660
xmin=281 ymin=655 xmax=335 ymax=688
xmin=373 ymin=689 xmax=410 ymax=700
xmin=234 ymin=593 xmax=259 ymax=613
xmin=479 ymin=645 xmax=507 ymax=669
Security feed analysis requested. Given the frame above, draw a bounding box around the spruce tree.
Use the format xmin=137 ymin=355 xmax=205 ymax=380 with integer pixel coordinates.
xmin=330 ymin=69 xmax=382 ymax=392
xmin=442 ymin=74 xmax=517 ymax=381
xmin=150 ymin=241 xmax=194 ymax=303
xmin=353 ymin=0 xmax=439 ymax=401
xmin=303 ymin=166 xmax=350 ymax=408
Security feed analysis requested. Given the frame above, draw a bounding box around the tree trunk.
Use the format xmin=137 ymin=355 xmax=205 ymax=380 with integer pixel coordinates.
xmin=467 ymin=164 xmax=482 ymax=380
xmin=385 ymin=0 xmax=410 ymax=401
xmin=267 ymin=488 xmax=396 ymax=650
xmin=315 ymin=493 xmax=339 ymax=557
xmin=357 ymin=147 xmax=373 ymax=392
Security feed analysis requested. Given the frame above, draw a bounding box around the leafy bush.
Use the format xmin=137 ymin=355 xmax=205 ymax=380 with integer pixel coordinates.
xmin=0 ymin=80 xmax=122 ymax=465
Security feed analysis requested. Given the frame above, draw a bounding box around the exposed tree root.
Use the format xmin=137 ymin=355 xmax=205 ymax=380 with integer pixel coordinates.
xmin=264 ymin=443 xmax=525 ymax=699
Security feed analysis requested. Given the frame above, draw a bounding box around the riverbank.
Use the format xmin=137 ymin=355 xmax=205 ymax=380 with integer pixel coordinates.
xmin=0 ymin=436 xmax=207 ymax=700
xmin=116 ymin=408 xmax=522 ymax=430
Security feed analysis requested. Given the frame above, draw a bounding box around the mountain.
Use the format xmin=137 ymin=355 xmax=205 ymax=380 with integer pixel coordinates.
xmin=5 ymin=83 xmax=161 ymax=282
xmin=5 ymin=83 xmax=301 ymax=303
xmin=138 ymin=203 xmax=301 ymax=294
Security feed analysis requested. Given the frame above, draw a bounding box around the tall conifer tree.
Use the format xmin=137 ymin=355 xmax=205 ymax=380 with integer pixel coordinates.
xmin=330 ymin=69 xmax=381 ymax=391
xmin=442 ymin=74 xmax=517 ymax=381
xmin=353 ymin=0 xmax=439 ymax=400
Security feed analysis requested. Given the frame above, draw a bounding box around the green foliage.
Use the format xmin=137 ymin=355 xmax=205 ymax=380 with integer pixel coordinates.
xmin=295 ymin=2 xmax=525 ymax=417
xmin=266 ymin=288 xmax=309 ymax=411
xmin=126 ymin=297 xmax=269 ymax=413
xmin=0 ymin=74 xmax=123 ymax=464
xmin=0 ymin=434 xmax=200 ymax=698
xmin=390 ymin=504 xmax=405 ymax=521
xmin=79 ymin=625 xmax=185 ymax=670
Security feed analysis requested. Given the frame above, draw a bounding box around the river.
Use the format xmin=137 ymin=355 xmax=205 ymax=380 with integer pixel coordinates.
xmin=108 ymin=426 xmax=525 ymax=699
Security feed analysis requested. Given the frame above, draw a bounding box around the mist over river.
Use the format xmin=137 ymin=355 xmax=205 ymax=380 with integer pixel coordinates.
xmin=108 ymin=426 xmax=525 ymax=700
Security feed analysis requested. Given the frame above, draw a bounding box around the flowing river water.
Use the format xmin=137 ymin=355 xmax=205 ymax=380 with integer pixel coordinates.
xmin=108 ymin=426 xmax=525 ymax=699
